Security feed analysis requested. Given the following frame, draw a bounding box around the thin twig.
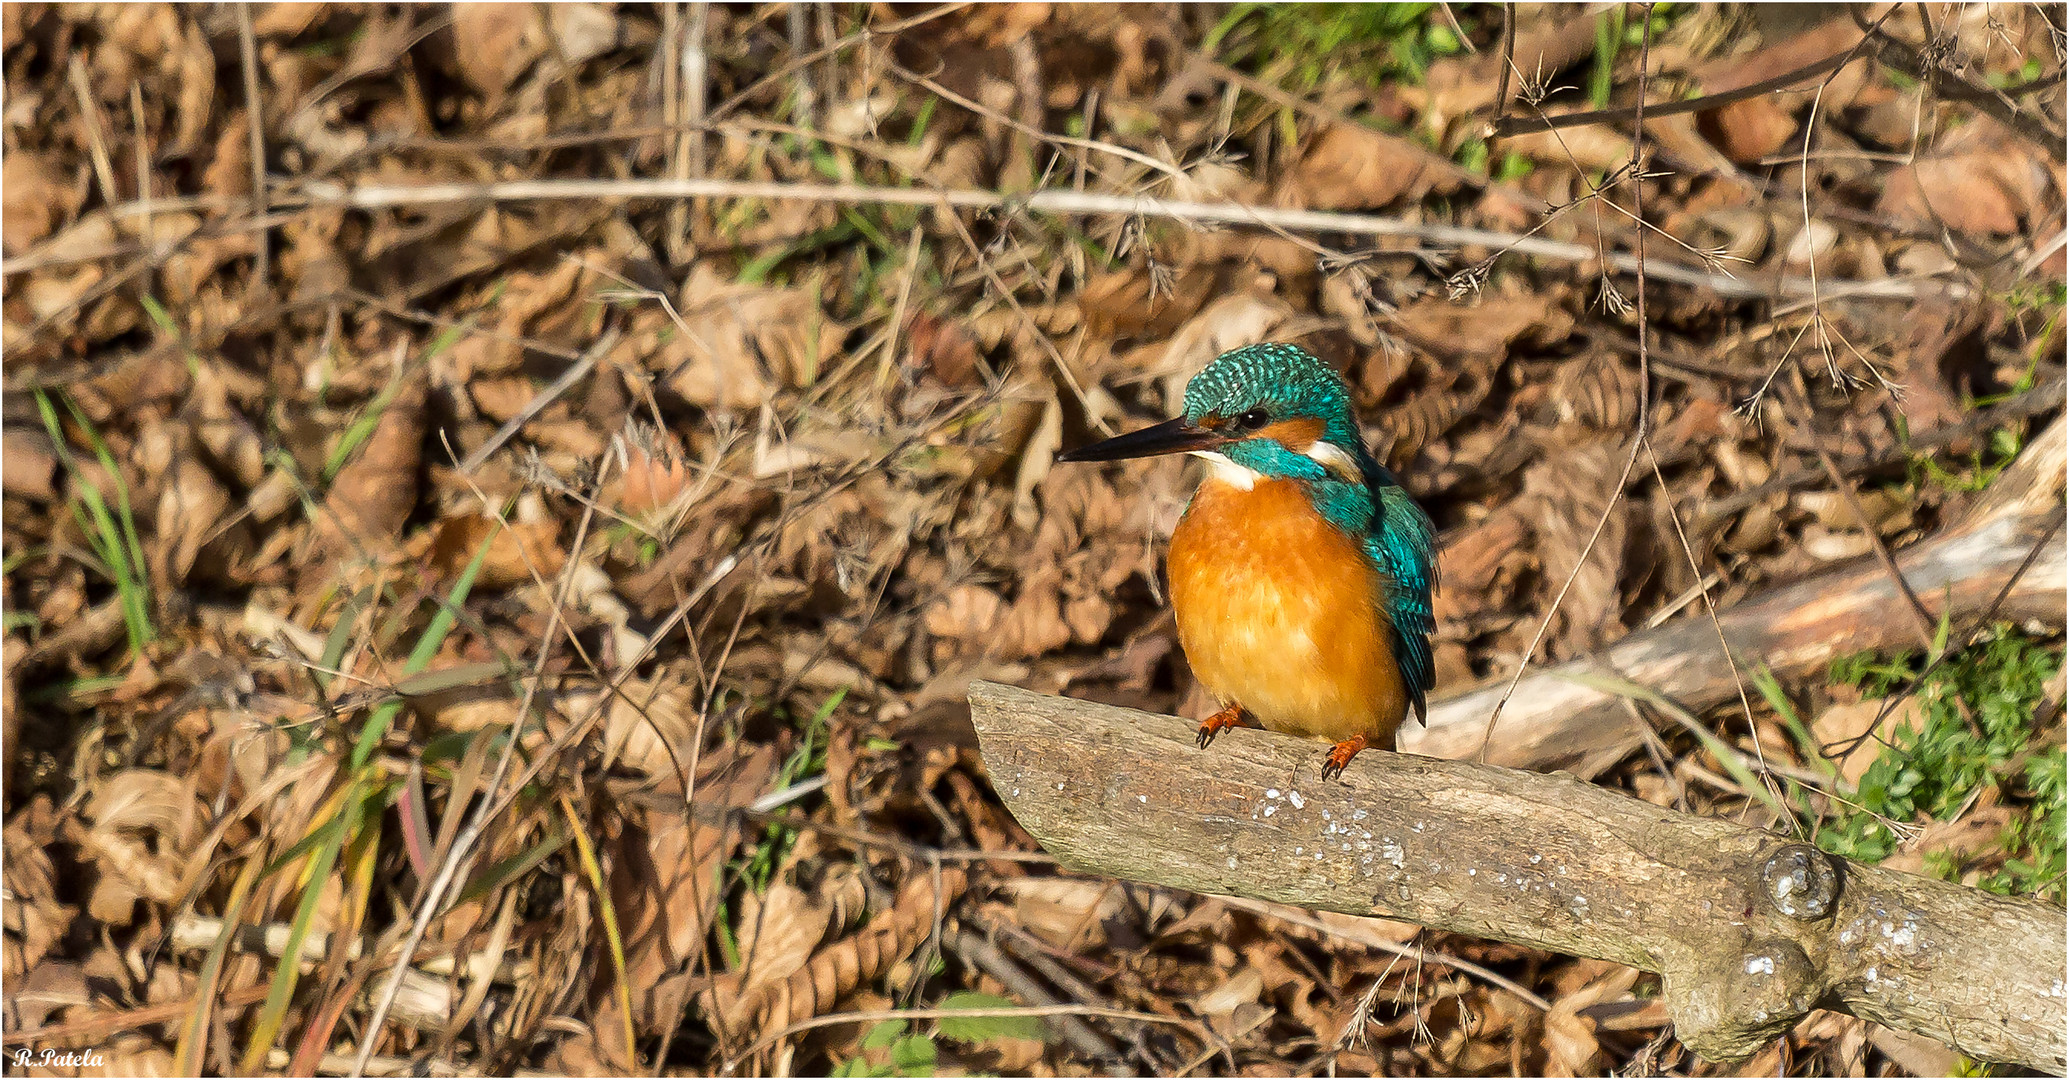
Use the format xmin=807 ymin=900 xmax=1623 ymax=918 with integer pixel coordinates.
xmin=1212 ymin=895 xmax=1552 ymax=1011
xmin=1490 ymin=30 xmax=1882 ymax=138
xmin=272 ymin=176 xmax=1964 ymax=302
xmin=1487 ymin=2 xmax=1518 ymax=145
xmin=455 ymin=329 xmax=618 ymax=474
xmin=237 ymin=4 xmax=269 ymax=292
xmin=1791 ymin=383 xmax=1939 ymax=651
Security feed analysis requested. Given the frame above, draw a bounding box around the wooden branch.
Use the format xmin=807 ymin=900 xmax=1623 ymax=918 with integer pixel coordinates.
xmin=970 ymin=681 xmax=2066 ymax=1068
xmin=1403 ymin=414 xmax=2067 ymax=776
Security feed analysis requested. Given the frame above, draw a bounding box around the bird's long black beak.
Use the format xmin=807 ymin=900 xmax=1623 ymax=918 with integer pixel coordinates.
xmin=1056 ymin=417 xmax=1227 ymax=462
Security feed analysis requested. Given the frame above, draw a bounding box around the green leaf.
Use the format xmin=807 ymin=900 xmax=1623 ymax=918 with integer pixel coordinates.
xmin=862 ymin=1020 xmax=909 ymax=1051
xmin=934 ymin=991 xmax=1051 ymax=1044
xmin=889 ymin=1034 xmax=937 ymax=1075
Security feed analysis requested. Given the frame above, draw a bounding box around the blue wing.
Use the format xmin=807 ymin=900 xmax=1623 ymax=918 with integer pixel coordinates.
xmin=1360 ymin=466 xmax=1438 ymax=723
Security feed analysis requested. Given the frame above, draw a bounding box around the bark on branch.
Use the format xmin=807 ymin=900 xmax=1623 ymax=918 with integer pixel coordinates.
xmin=971 ymin=681 xmax=2065 ymax=1068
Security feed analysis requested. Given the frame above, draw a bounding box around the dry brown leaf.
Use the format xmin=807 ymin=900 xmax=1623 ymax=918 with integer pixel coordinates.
xmin=1882 ymin=807 xmax=2016 ymax=878
xmin=1136 ymin=287 xmax=1294 ymax=412
xmin=1878 ymin=118 xmax=2056 ymax=236
xmin=2 ymin=430 xmax=60 ymax=501
xmin=72 ymin=769 xmax=209 ymax=923
xmin=1812 ymin=697 xmax=1927 ymax=790
xmin=1000 ymin=877 xmax=1131 ymax=949
xmin=313 ymin=372 xmax=425 ymax=561
xmin=595 ymin=677 xmax=696 ymax=785
xmin=450 ymin=3 xmax=544 ymax=98
xmin=1391 ymin=293 xmax=1570 ymax=364
xmin=2 ymin=151 xmax=82 ymax=256
xmin=613 ymin=743 xmax=777 ymax=1028
xmin=729 ymin=882 xmax=835 ymax=1002
xmin=421 ymin=513 xmax=566 ymax=591
xmin=252 ymin=3 xmax=328 ymax=38
xmin=1416 ymin=8 xmax=1600 ymax=131
xmin=1690 ymin=16 xmax=1871 ymax=164
xmin=3 ymin=810 xmax=77 ymax=979
xmin=644 ymin=265 xmax=847 ymax=409
xmin=1276 ymin=123 xmax=1467 ymax=211
xmin=1516 ymin=435 xmax=1627 ymax=656
xmin=714 ymin=866 xmax=969 ymax=1045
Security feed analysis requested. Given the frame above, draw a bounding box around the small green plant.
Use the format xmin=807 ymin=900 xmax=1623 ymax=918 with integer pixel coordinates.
xmin=1590 ymin=4 xmax=1681 ymax=107
xmin=829 ymin=993 xmax=1053 ymax=1077
xmin=1821 ymin=629 xmax=2065 ymax=901
xmin=1206 ymin=3 xmax=1464 ymax=90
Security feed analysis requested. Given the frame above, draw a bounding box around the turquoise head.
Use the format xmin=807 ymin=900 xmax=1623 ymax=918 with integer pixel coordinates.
xmin=1058 ymin=343 xmax=1372 ymax=485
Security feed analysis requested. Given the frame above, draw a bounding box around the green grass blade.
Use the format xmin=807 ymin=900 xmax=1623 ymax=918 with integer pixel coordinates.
xmin=453 ymin=827 xmax=567 ymax=907
xmin=238 ymin=787 xmax=363 ymax=1074
xmin=316 ymin=586 xmax=377 ymax=694
xmin=350 ymin=524 xmax=498 ymax=770
xmin=560 ymin=794 xmax=636 ymax=1067
xmin=1551 ymin=669 xmax=1794 ymax=825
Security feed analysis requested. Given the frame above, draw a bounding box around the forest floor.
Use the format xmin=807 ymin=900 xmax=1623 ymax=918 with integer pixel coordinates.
xmin=3 ymin=3 xmax=2065 ymax=1076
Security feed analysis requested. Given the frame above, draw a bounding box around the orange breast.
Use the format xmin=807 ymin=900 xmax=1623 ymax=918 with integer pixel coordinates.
xmin=1168 ymin=475 xmax=1409 ymax=746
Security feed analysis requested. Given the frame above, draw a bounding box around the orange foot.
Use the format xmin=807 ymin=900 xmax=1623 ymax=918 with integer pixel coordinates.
xmin=1321 ymin=734 xmax=1371 ymax=781
xmin=1196 ymin=705 xmax=1258 ymax=750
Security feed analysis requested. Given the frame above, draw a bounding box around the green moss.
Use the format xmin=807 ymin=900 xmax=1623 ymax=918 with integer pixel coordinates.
xmin=1822 ymin=629 xmax=2065 ymax=902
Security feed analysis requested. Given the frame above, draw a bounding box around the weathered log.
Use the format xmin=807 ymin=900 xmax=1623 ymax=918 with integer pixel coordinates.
xmin=970 ymin=681 xmax=2066 ymax=1068
xmin=1404 ymin=414 xmax=2066 ymax=774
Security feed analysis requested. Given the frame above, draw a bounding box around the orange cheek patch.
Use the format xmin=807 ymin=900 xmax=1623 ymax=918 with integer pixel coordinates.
xmin=1254 ymin=417 xmax=1326 ymax=451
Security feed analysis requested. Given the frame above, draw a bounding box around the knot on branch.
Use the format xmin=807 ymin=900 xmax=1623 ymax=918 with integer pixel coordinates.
xmin=1664 ymin=936 xmax=1822 ymax=1062
xmin=1763 ymin=844 xmax=1840 ymax=920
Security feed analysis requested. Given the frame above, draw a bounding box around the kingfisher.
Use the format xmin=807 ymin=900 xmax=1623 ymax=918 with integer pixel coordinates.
xmin=1057 ymin=343 xmax=1438 ymax=779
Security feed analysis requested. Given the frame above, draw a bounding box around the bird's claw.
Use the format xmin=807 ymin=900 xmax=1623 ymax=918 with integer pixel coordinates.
xmin=1321 ymin=735 xmax=1370 ymax=781
xmin=1196 ymin=705 xmax=1246 ymax=751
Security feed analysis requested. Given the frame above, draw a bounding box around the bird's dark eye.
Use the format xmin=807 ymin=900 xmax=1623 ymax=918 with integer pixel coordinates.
xmin=1236 ymin=409 xmax=1270 ymax=430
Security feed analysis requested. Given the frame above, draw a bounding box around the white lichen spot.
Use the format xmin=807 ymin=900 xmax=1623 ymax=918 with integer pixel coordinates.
xmin=1314 ymin=851 xmax=1324 ymax=860
xmin=1138 ymin=794 xmax=1147 ymax=803
xmin=1529 ymin=854 xmax=1542 ymax=864
xmin=1295 ymin=847 xmax=1304 ymax=855
xmin=1889 ymin=923 xmax=1915 ymax=948
xmin=1353 ymin=809 xmax=1367 ymax=821
xmin=1056 ymin=782 xmax=1065 ymax=790
xmin=1496 ymin=874 xmax=1508 ymax=884
xmin=1380 ymin=840 xmax=1406 ymax=870
xmin=2050 ymin=979 xmax=2066 ymax=1000
xmin=1288 ymin=791 xmax=1306 ymax=809
xmin=1745 ymin=956 xmax=1775 ymax=976
xmin=1467 ymin=868 xmax=1477 ymax=876
xmin=1321 ymin=809 xmax=1332 ymax=820
xmin=1012 ymin=788 xmax=1021 ymax=798
xmin=1569 ymin=895 xmax=1590 ymax=914
xmin=1264 ymin=805 xmax=1276 ymax=818
xmin=1266 ymin=789 xmax=1282 ymax=800
xmin=1228 ymin=856 xmax=1239 ymax=869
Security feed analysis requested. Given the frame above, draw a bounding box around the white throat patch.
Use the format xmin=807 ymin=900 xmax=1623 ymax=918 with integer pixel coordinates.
xmin=1189 ymin=450 xmax=1262 ymax=490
